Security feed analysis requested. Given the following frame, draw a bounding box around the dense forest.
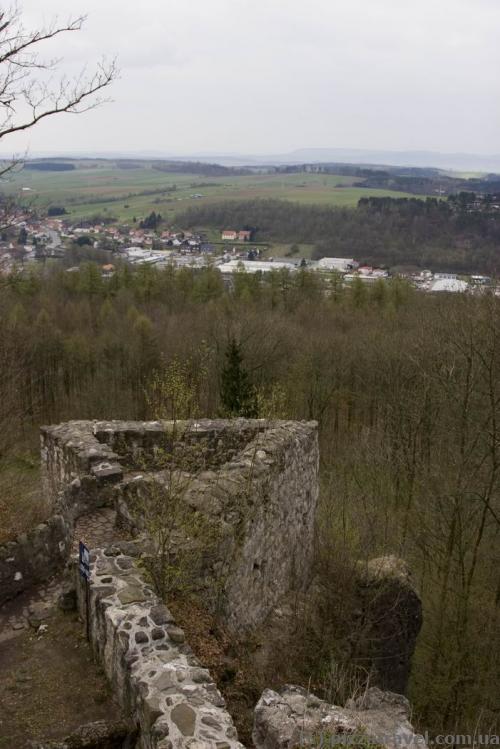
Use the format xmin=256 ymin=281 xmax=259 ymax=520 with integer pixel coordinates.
xmin=151 ymin=160 xmax=252 ymax=177
xmin=178 ymin=197 xmax=500 ymax=274
xmin=24 ymin=162 xmax=76 ymax=172
xmin=0 ymin=261 xmax=499 ymax=739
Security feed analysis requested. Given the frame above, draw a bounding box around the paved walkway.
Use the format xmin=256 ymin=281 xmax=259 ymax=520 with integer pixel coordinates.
xmin=72 ymin=507 xmax=128 ymax=553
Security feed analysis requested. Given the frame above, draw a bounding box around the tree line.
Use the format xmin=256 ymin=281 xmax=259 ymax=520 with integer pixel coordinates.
xmin=177 ymin=197 xmax=500 ymax=274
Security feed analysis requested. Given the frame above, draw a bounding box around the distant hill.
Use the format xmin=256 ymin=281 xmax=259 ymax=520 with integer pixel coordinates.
xmin=3 ymin=149 xmax=500 ymax=173
xmin=267 ymin=149 xmax=500 ymax=173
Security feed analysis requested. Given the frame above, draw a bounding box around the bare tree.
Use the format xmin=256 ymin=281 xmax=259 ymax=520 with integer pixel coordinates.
xmin=0 ymin=4 xmax=117 ymax=175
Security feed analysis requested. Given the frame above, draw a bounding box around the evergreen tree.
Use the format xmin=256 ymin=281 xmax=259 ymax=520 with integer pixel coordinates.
xmin=220 ymin=338 xmax=257 ymax=417
xmin=139 ymin=211 xmax=162 ymax=230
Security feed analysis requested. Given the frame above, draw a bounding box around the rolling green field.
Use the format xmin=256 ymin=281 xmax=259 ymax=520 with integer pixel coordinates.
xmin=2 ymin=162 xmax=425 ymax=224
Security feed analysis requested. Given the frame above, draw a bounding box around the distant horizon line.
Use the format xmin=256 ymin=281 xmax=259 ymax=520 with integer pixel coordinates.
xmin=2 ymin=146 xmax=500 ymax=173
xmin=2 ymin=146 xmax=500 ymax=156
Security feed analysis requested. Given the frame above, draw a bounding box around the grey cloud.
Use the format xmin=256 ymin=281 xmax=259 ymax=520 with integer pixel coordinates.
xmin=4 ymin=0 xmax=500 ymax=156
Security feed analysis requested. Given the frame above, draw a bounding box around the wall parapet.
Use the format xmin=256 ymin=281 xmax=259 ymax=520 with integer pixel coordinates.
xmin=76 ymin=540 xmax=245 ymax=749
xmin=40 ymin=420 xmax=124 ymax=502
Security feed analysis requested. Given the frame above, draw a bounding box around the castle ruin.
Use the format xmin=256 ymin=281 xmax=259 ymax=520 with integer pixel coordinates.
xmin=0 ymin=418 xmax=423 ymax=749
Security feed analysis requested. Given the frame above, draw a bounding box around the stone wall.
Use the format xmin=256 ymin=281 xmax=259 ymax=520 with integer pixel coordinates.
xmin=222 ymin=420 xmax=318 ymax=629
xmin=92 ymin=419 xmax=261 ymax=471
xmin=42 ymin=418 xmax=318 ymax=746
xmin=113 ymin=419 xmax=319 ymax=630
xmin=40 ymin=420 xmax=124 ymax=503
xmin=0 ymin=417 xmax=426 ymax=749
xmin=0 ymin=422 xmax=126 ymax=606
xmin=0 ymin=513 xmax=71 ymax=605
xmin=75 ymin=540 xmax=245 ymax=749
xmin=38 ymin=419 xmax=318 ymax=628
xmin=253 ymin=685 xmax=426 ymax=749
xmin=2 ymin=418 xmax=319 ymax=620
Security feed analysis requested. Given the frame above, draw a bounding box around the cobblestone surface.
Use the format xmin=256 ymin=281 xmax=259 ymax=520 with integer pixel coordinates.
xmin=72 ymin=508 xmax=128 ymax=554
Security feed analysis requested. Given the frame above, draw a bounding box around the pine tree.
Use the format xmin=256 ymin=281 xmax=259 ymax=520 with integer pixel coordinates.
xmin=220 ymin=338 xmax=257 ymax=417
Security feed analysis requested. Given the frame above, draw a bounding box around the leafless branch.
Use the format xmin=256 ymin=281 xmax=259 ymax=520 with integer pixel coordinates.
xmin=0 ymin=4 xmax=117 ymax=146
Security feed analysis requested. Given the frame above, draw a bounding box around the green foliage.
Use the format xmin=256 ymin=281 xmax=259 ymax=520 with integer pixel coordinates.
xmin=26 ymin=162 xmax=75 ymax=172
xmin=129 ymin=441 xmax=220 ymax=600
xmin=146 ymin=355 xmax=200 ymax=422
xmin=220 ymin=338 xmax=258 ymax=418
xmin=139 ymin=210 xmax=162 ymax=230
xmin=77 ymin=262 xmax=104 ymax=294
xmin=177 ymin=197 xmax=500 ymax=274
xmin=255 ymin=383 xmax=289 ymax=419
xmin=350 ymin=277 xmax=367 ymax=308
xmin=0 ymin=453 xmax=44 ymax=544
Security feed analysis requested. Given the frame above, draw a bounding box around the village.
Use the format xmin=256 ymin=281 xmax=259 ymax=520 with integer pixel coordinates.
xmin=0 ymin=210 xmax=493 ymax=293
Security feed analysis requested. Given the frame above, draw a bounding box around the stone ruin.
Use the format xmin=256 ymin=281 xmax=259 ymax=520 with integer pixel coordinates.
xmin=42 ymin=418 xmax=320 ymax=630
xmin=253 ymin=685 xmax=426 ymax=749
xmin=76 ymin=539 xmax=244 ymax=749
xmin=0 ymin=418 xmax=425 ymax=749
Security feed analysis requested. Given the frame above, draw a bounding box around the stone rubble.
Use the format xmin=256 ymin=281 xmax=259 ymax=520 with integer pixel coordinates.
xmin=0 ymin=576 xmax=61 ymax=642
xmin=253 ymin=685 xmax=427 ymax=749
xmin=0 ymin=514 xmax=71 ymax=605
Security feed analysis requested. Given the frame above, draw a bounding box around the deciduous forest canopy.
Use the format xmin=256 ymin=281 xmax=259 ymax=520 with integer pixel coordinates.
xmin=0 ymin=263 xmax=499 ymax=737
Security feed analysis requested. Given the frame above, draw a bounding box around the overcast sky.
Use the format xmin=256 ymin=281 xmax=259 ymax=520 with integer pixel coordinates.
xmin=5 ymin=0 xmax=500 ymax=157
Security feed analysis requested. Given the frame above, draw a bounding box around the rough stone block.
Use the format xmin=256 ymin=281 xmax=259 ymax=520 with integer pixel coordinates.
xmin=253 ymin=685 xmax=426 ymax=749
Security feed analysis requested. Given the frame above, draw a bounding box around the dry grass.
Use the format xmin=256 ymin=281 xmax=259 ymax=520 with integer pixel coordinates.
xmin=170 ymin=597 xmax=264 ymax=747
xmin=0 ymin=453 xmax=48 ymax=544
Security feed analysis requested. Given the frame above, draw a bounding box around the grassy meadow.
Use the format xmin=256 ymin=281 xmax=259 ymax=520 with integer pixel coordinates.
xmin=2 ymin=161 xmax=422 ymax=224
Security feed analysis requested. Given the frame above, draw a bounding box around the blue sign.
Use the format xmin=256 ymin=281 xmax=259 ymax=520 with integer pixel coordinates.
xmin=79 ymin=541 xmax=91 ymax=580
